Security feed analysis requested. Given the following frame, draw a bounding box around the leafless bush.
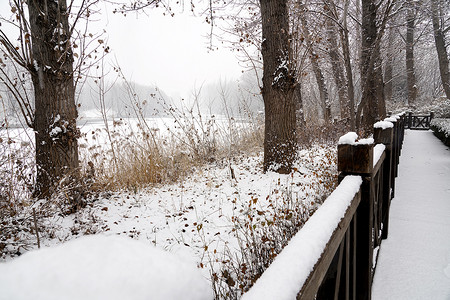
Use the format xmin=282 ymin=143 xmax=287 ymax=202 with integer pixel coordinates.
xmin=298 ymin=118 xmax=350 ymax=147
xmin=205 ymin=145 xmax=337 ymax=299
xmin=78 ymin=78 xmax=264 ymax=192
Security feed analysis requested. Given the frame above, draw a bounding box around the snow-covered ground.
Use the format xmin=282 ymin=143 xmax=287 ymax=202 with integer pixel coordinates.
xmin=0 ymin=118 xmax=337 ymax=298
xmin=372 ymin=130 xmax=450 ymax=299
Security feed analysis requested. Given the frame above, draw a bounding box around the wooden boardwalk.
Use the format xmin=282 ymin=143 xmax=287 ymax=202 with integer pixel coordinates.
xmin=372 ymin=130 xmax=450 ymax=299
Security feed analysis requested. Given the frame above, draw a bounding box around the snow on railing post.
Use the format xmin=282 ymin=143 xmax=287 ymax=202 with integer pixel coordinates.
xmin=337 ymin=133 xmax=374 ymax=175
xmin=385 ymin=116 xmax=399 ymax=183
xmin=337 ymin=133 xmax=375 ymax=300
xmin=374 ymin=121 xmax=394 ymax=240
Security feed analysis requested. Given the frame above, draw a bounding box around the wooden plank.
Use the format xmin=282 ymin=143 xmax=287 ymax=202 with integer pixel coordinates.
xmin=373 ymin=151 xmax=386 ymax=176
xmin=372 ymin=164 xmax=384 ymax=248
xmin=351 ymin=215 xmax=356 ymax=300
xmin=334 ymin=241 xmax=345 ymax=300
xmin=381 ymin=151 xmax=392 ymax=240
xmin=355 ymin=176 xmax=374 ymax=300
xmin=345 ymin=229 xmax=350 ymax=300
xmin=337 ymin=229 xmax=351 ymax=300
xmin=374 ymin=127 xmax=393 ymax=150
xmin=338 ymin=144 xmax=374 ymax=174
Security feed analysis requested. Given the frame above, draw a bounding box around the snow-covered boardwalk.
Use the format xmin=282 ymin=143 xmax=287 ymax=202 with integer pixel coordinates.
xmin=372 ymin=130 xmax=450 ymax=299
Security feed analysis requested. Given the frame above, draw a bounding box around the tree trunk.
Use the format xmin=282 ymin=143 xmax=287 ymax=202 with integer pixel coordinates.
xmin=310 ymin=53 xmax=331 ymax=122
xmin=299 ymin=10 xmax=331 ymax=123
xmin=431 ymin=0 xmax=450 ymax=99
xmin=385 ymin=24 xmax=394 ymax=103
xmin=406 ymin=0 xmax=417 ymax=105
xmin=375 ymin=57 xmax=386 ymax=117
xmin=28 ymin=0 xmax=79 ymax=198
xmin=359 ymin=0 xmax=378 ymax=132
xmin=359 ymin=0 xmax=386 ymax=134
xmin=295 ymin=80 xmax=305 ymax=128
xmin=326 ymin=16 xmax=348 ymax=122
xmin=260 ymin=0 xmax=297 ymax=174
xmin=340 ymin=0 xmax=356 ymax=131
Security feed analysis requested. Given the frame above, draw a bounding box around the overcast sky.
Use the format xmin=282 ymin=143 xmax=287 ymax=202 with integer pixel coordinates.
xmin=0 ymin=2 xmax=243 ymax=99
xmin=101 ymin=4 xmax=243 ymax=98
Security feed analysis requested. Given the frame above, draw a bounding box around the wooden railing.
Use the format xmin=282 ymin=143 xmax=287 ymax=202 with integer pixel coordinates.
xmin=405 ymin=112 xmax=434 ymax=130
xmin=243 ymin=114 xmax=406 ymax=300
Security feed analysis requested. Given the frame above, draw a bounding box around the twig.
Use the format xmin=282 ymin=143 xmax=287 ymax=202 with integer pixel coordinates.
xmin=32 ymin=208 xmax=40 ymax=249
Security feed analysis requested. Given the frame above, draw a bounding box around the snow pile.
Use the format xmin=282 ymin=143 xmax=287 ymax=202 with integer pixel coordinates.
xmin=358 ymin=137 xmax=375 ymax=145
xmin=374 ymin=120 xmax=394 ymax=130
xmin=338 ymin=132 xmax=358 ymax=145
xmin=338 ymin=132 xmax=374 ymax=145
xmin=384 ymin=117 xmax=397 ymax=123
xmin=242 ymin=175 xmax=362 ymax=300
xmin=0 ymin=235 xmax=213 ymax=300
xmin=373 ymin=144 xmax=386 ymax=167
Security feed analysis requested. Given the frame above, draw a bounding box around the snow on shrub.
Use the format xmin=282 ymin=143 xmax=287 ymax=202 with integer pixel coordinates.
xmin=430 ymin=118 xmax=450 ymax=146
xmin=431 ymin=118 xmax=450 ymax=137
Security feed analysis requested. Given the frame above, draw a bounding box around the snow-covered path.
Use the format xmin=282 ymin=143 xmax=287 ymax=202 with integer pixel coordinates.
xmin=372 ymin=130 xmax=450 ymax=300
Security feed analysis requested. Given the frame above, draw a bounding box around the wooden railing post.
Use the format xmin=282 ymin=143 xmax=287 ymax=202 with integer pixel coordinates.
xmin=399 ymin=114 xmax=405 ymax=151
xmin=408 ymin=112 xmax=412 ymax=129
xmin=374 ymin=124 xmax=394 ymax=239
xmin=384 ymin=117 xmax=398 ymax=197
xmin=338 ymin=141 xmax=374 ymax=300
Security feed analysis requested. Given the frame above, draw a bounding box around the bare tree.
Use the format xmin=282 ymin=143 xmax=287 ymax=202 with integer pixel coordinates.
xmin=431 ymin=0 xmax=450 ymax=99
xmin=405 ymin=0 xmax=417 ymax=105
xmin=384 ymin=23 xmax=395 ymax=103
xmin=297 ymin=1 xmax=331 ymax=123
xmin=358 ymin=0 xmax=396 ymax=133
xmin=334 ymin=0 xmax=357 ymax=130
xmin=326 ymin=15 xmax=348 ymax=121
xmin=0 ymin=0 xmax=103 ymax=198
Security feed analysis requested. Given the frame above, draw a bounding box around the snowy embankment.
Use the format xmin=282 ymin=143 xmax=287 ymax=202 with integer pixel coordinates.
xmin=430 ymin=118 xmax=450 ymax=146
